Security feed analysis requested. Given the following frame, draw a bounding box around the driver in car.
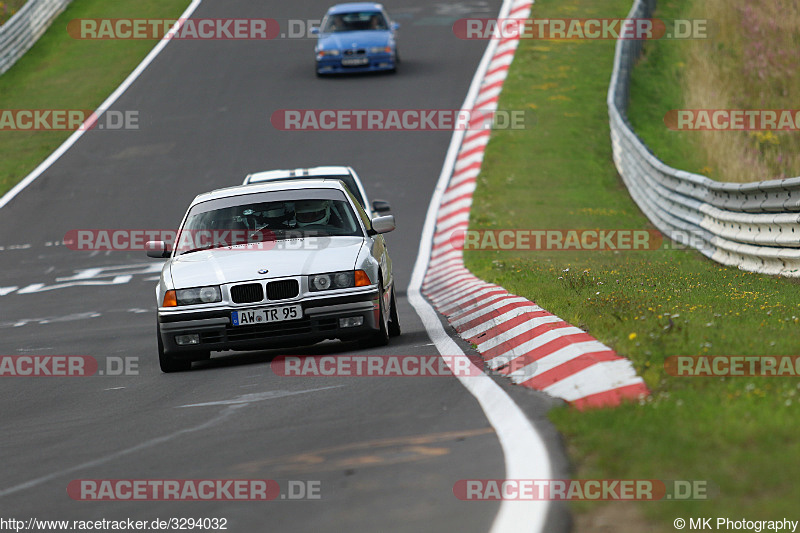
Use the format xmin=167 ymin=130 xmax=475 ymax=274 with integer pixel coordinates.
xmin=257 ymin=203 xmax=295 ymax=229
xmin=239 ymin=203 xmax=296 ymax=244
xmin=295 ymin=199 xmax=332 ymax=228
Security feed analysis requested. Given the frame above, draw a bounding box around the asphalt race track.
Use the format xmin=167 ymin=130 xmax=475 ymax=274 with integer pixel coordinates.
xmin=0 ymin=1 xmax=569 ymax=530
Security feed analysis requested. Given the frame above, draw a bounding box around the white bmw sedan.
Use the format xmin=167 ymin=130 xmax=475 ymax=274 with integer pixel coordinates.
xmin=146 ymin=179 xmax=400 ymax=372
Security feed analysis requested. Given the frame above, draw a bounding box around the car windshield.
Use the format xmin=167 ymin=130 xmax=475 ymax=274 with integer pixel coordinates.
xmin=322 ymin=11 xmax=387 ymax=32
xmin=177 ymin=189 xmax=363 ymax=255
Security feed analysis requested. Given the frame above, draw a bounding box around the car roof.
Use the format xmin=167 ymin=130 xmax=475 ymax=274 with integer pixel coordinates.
xmin=190 ymin=179 xmax=350 ymax=207
xmin=246 ymin=166 xmax=351 ymax=182
xmin=327 ymin=3 xmax=384 ymax=15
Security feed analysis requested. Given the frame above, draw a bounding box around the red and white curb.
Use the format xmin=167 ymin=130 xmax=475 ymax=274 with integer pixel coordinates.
xmin=421 ymin=0 xmax=649 ymax=410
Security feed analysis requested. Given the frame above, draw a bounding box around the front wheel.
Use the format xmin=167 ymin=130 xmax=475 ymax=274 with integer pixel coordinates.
xmin=388 ymin=285 xmax=401 ymax=337
xmin=360 ymin=278 xmax=390 ymax=348
xmin=158 ymin=323 xmax=192 ymax=373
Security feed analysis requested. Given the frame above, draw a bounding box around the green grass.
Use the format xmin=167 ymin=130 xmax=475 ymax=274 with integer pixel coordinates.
xmin=465 ymin=0 xmax=800 ymax=528
xmin=625 ymin=0 xmax=710 ymax=176
xmin=0 ymin=0 xmax=190 ymax=196
xmin=626 ymin=0 xmax=800 ymax=182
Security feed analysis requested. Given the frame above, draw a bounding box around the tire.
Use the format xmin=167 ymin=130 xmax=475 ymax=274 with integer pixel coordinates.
xmin=388 ymin=285 xmax=401 ymax=337
xmin=360 ymin=276 xmax=390 ymax=348
xmin=158 ymin=323 xmax=192 ymax=373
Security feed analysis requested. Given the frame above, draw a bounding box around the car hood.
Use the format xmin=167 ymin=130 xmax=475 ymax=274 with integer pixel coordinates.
xmin=318 ymin=30 xmax=391 ymax=50
xmin=168 ymin=236 xmax=365 ymax=288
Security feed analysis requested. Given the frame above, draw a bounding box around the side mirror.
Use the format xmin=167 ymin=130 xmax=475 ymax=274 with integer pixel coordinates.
xmin=369 ymin=215 xmax=395 ymax=235
xmin=372 ymin=199 xmax=392 ymax=214
xmin=390 ymin=22 xmax=400 ymax=31
xmin=310 ymin=27 xmax=320 ymax=35
xmin=146 ymin=240 xmax=170 ymax=258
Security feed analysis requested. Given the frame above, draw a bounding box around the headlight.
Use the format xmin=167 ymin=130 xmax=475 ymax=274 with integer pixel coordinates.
xmin=317 ymin=49 xmax=340 ymax=57
xmin=369 ymin=46 xmax=391 ymax=53
xmin=309 ymin=270 xmax=371 ymax=292
xmin=173 ymin=286 xmax=222 ymax=305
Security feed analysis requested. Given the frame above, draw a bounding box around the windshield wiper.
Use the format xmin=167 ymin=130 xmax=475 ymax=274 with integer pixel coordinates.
xmin=179 ymin=241 xmax=233 ymax=255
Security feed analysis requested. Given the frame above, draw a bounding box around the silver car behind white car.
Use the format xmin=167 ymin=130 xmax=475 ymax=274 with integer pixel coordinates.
xmin=146 ymin=179 xmax=400 ymax=372
xmin=242 ymin=166 xmax=392 ymax=217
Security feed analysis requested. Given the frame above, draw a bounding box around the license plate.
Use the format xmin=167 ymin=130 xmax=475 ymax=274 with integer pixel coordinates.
xmin=231 ymin=305 xmax=301 ymax=326
xmin=342 ymin=57 xmax=368 ymax=66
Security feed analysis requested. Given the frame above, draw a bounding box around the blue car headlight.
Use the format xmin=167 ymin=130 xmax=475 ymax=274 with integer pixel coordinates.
xmin=317 ymin=49 xmax=340 ymax=58
xmin=369 ymin=46 xmax=392 ymax=54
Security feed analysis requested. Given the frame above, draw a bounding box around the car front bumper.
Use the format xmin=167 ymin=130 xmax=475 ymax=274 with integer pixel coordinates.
xmin=316 ymin=53 xmax=395 ymax=74
xmin=158 ymin=290 xmax=381 ymax=356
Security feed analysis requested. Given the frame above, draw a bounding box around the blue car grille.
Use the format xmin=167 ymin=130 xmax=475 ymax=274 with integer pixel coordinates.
xmin=343 ymin=49 xmax=366 ymax=56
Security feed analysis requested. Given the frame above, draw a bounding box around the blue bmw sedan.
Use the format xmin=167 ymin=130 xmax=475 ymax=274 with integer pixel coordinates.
xmin=313 ymin=3 xmax=400 ymax=76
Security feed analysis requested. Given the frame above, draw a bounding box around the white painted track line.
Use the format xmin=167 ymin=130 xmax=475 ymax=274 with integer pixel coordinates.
xmin=0 ymin=0 xmax=205 ymax=211
xmin=407 ymin=1 xmax=551 ymax=532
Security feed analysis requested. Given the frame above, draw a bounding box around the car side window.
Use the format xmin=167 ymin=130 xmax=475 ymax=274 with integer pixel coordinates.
xmin=339 ymin=176 xmax=366 ymax=210
xmin=345 ymin=187 xmax=372 ymax=231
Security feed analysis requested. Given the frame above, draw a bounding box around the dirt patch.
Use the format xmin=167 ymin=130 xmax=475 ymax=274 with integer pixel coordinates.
xmin=574 ymin=502 xmax=667 ymax=533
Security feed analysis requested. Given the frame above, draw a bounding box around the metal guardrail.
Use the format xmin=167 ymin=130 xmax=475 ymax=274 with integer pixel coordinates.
xmin=608 ymin=0 xmax=800 ymax=277
xmin=0 ymin=0 xmax=72 ymax=76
